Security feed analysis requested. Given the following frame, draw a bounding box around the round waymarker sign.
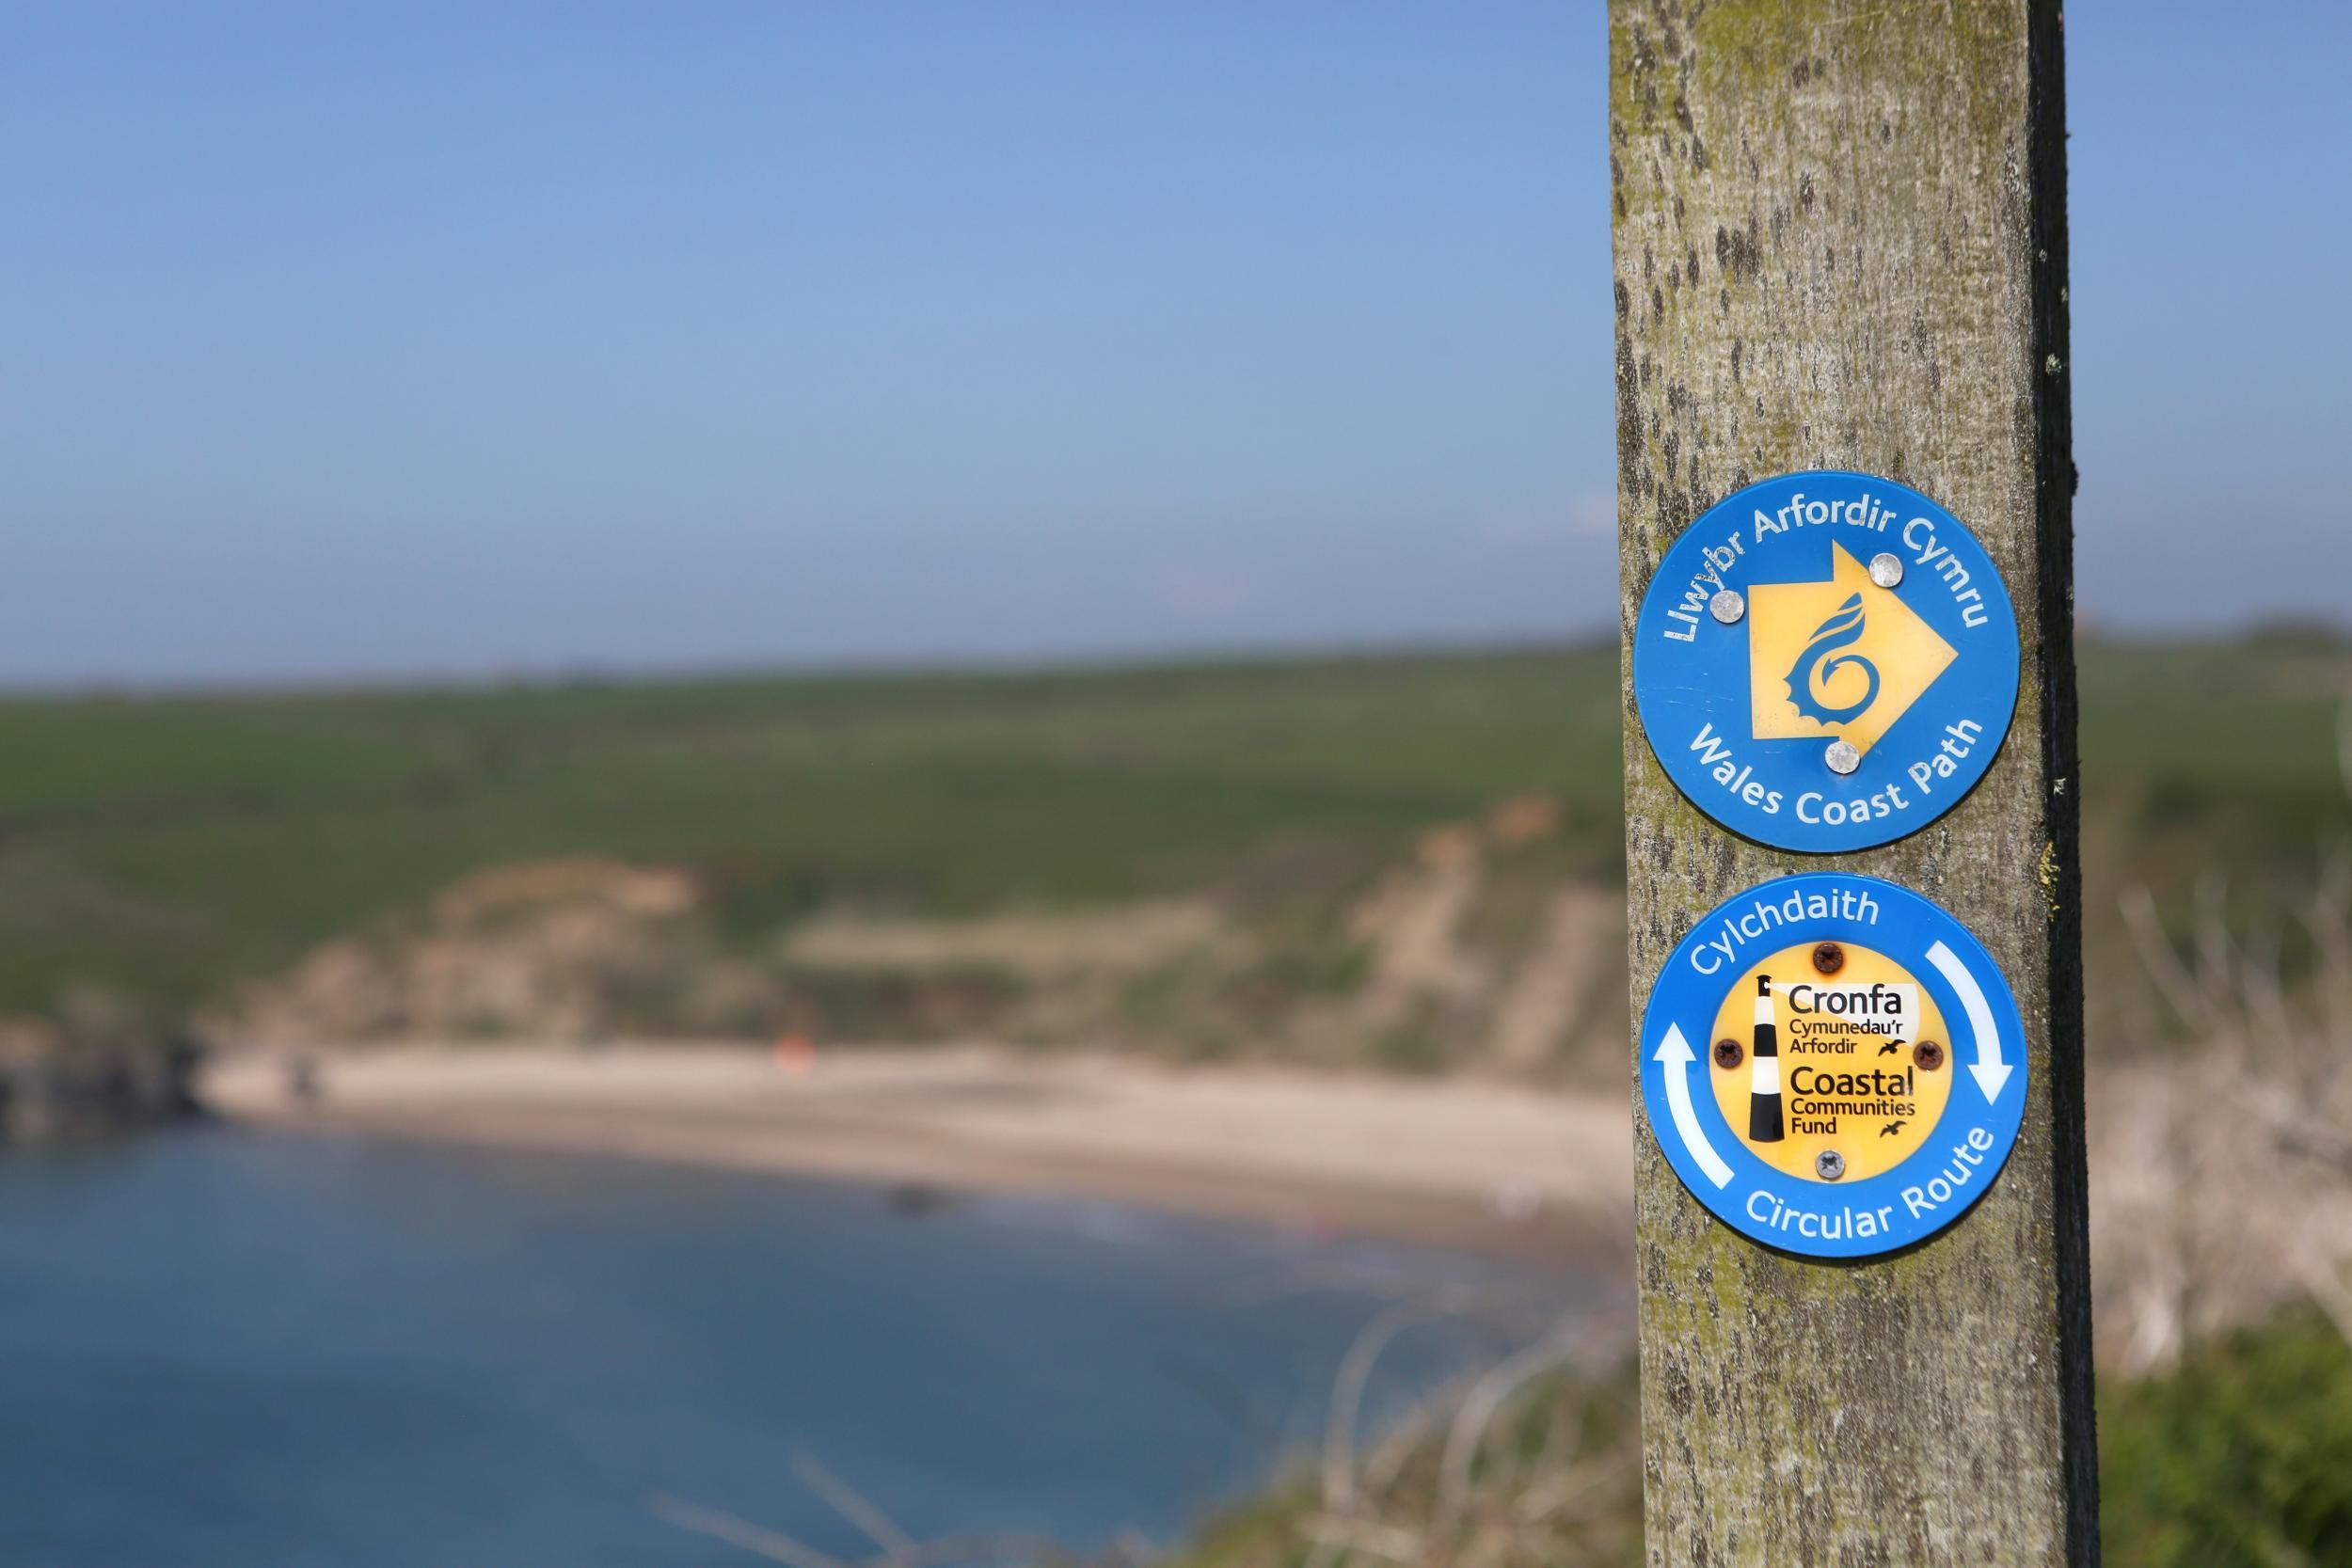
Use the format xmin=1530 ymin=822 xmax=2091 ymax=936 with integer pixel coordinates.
xmin=1631 ymin=471 xmax=2018 ymax=852
xmin=1638 ymin=873 xmax=2026 ymax=1259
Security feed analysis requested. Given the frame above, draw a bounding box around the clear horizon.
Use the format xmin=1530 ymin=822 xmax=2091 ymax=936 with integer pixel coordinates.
xmin=7 ymin=2 xmax=2348 ymax=688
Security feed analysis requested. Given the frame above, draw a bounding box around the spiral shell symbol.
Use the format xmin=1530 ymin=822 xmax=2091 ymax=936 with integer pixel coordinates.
xmin=1741 ymin=544 xmax=1955 ymax=758
xmin=1783 ymin=593 xmax=1882 ymax=725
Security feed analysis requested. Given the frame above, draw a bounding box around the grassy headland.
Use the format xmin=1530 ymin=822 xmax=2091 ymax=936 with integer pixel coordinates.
xmin=2 ymin=637 xmax=2345 ymax=1061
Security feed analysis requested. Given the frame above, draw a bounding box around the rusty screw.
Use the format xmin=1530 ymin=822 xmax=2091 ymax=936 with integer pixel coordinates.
xmin=1811 ymin=942 xmax=1845 ymax=975
xmin=1913 ymin=1039 xmax=1946 ymax=1071
xmin=1713 ymin=1037 xmax=1743 ymax=1069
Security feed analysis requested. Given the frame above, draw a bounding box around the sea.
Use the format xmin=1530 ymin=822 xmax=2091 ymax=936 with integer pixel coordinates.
xmin=0 ymin=1129 xmax=1588 ymax=1567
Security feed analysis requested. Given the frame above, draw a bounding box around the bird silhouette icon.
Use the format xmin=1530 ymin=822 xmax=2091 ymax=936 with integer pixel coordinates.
xmin=1878 ymin=1041 xmax=1902 ymax=1055
xmin=1880 ymin=1120 xmax=1908 ymax=1136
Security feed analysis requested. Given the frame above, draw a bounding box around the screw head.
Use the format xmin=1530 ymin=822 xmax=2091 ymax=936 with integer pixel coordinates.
xmin=1811 ymin=941 xmax=1845 ymax=975
xmin=1815 ymin=1150 xmax=1847 ymax=1180
xmin=1913 ymin=1039 xmax=1946 ymax=1071
xmin=1868 ymin=551 xmax=1904 ymax=588
xmin=1712 ymin=1037 xmax=1743 ymax=1069
xmin=1708 ymin=588 xmax=1745 ymax=625
xmin=1824 ymin=739 xmax=1862 ymax=775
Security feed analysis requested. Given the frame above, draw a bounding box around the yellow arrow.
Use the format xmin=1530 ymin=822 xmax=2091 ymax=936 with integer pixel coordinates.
xmin=1746 ymin=544 xmax=1955 ymax=757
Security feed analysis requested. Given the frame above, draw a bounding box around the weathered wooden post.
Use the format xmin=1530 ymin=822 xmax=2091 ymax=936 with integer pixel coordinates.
xmin=1611 ymin=2 xmax=2094 ymax=1563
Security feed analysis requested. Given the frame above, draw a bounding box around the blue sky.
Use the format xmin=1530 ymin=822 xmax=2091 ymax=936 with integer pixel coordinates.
xmin=3 ymin=2 xmax=2346 ymax=686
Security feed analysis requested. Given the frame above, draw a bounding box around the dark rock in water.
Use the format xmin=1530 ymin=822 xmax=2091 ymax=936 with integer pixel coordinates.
xmin=885 ymin=1182 xmax=950 ymax=1217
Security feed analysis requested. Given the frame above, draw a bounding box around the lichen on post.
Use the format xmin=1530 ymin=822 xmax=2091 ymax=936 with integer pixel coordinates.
xmin=1609 ymin=1 xmax=2095 ymax=1562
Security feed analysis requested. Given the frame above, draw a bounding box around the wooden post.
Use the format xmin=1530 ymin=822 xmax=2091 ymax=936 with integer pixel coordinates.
xmin=1610 ymin=3 xmax=2094 ymax=1564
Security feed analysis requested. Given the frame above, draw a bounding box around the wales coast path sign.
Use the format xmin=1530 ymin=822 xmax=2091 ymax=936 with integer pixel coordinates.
xmin=1633 ymin=471 xmax=2018 ymax=853
xmin=1639 ymin=874 xmax=2026 ymax=1259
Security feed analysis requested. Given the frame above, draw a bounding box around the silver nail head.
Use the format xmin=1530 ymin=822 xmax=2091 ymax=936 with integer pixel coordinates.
xmin=1816 ymin=1150 xmax=1847 ymax=1180
xmin=1708 ymin=589 xmax=1745 ymax=625
xmin=1824 ymin=739 xmax=1863 ymax=775
xmin=1868 ymin=552 xmax=1904 ymax=588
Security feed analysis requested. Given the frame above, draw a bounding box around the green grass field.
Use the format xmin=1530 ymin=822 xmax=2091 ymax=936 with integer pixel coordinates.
xmin=2 ymin=639 xmax=2344 ymax=1037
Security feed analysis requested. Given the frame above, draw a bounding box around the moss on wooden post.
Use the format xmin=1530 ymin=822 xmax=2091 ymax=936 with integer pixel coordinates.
xmin=1609 ymin=1 xmax=2095 ymax=1561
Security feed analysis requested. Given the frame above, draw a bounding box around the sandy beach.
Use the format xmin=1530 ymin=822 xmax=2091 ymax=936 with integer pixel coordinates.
xmin=203 ymin=1044 xmax=1636 ymax=1260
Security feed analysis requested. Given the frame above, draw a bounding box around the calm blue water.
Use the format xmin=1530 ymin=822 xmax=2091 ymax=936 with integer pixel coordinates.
xmin=0 ymin=1130 xmax=1576 ymax=1567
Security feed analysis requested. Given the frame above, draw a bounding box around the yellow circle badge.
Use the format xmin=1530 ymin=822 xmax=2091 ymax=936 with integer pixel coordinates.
xmin=1707 ymin=942 xmax=1954 ymax=1183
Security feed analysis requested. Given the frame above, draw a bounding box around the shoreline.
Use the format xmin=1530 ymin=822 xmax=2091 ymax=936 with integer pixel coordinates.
xmin=202 ymin=1043 xmax=1636 ymax=1263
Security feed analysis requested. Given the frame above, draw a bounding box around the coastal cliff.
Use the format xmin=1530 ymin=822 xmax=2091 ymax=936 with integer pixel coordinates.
xmin=0 ymin=1000 xmax=204 ymax=1141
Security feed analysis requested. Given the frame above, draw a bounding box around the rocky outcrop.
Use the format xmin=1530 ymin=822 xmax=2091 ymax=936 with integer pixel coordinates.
xmin=0 ymin=1007 xmax=205 ymax=1141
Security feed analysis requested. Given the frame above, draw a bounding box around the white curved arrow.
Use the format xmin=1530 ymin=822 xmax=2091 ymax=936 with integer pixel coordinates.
xmin=1926 ymin=940 xmax=2012 ymax=1102
xmin=1653 ymin=1023 xmax=1733 ymax=1189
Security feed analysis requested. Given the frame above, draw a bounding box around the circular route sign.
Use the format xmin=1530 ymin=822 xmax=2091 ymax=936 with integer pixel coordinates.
xmin=1638 ymin=873 xmax=2026 ymax=1259
xmin=1631 ymin=471 xmax=2019 ymax=852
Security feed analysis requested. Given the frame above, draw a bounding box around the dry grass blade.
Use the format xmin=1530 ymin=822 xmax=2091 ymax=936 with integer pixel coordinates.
xmin=1431 ymin=1327 xmax=1581 ymax=1534
xmin=650 ymin=1491 xmax=1070 ymax=1568
xmin=792 ymin=1450 xmax=917 ymax=1560
xmin=864 ymin=1532 xmax=1073 ymax=1568
xmin=1304 ymin=1512 xmax=1427 ymax=1563
xmin=647 ymin=1494 xmax=851 ymax=1568
xmin=1319 ymin=1286 xmax=1502 ymax=1512
xmin=2121 ymin=885 xmax=2215 ymax=1040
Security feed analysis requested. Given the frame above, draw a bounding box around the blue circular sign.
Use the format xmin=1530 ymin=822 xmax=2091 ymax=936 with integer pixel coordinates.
xmin=1638 ymin=873 xmax=2026 ymax=1259
xmin=1631 ymin=471 xmax=2018 ymax=852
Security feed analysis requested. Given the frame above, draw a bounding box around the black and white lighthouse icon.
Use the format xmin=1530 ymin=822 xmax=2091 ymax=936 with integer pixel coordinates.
xmin=1748 ymin=974 xmax=1784 ymax=1142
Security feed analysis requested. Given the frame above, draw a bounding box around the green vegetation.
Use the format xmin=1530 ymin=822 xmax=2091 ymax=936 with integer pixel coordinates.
xmin=2101 ymin=1307 xmax=2352 ymax=1568
xmin=0 ymin=647 xmax=1624 ymax=1029
xmin=2 ymin=639 xmax=2346 ymax=1041
xmin=1175 ymin=1365 xmax=1643 ymax=1568
xmin=1166 ymin=1306 xmax=2352 ymax=1568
